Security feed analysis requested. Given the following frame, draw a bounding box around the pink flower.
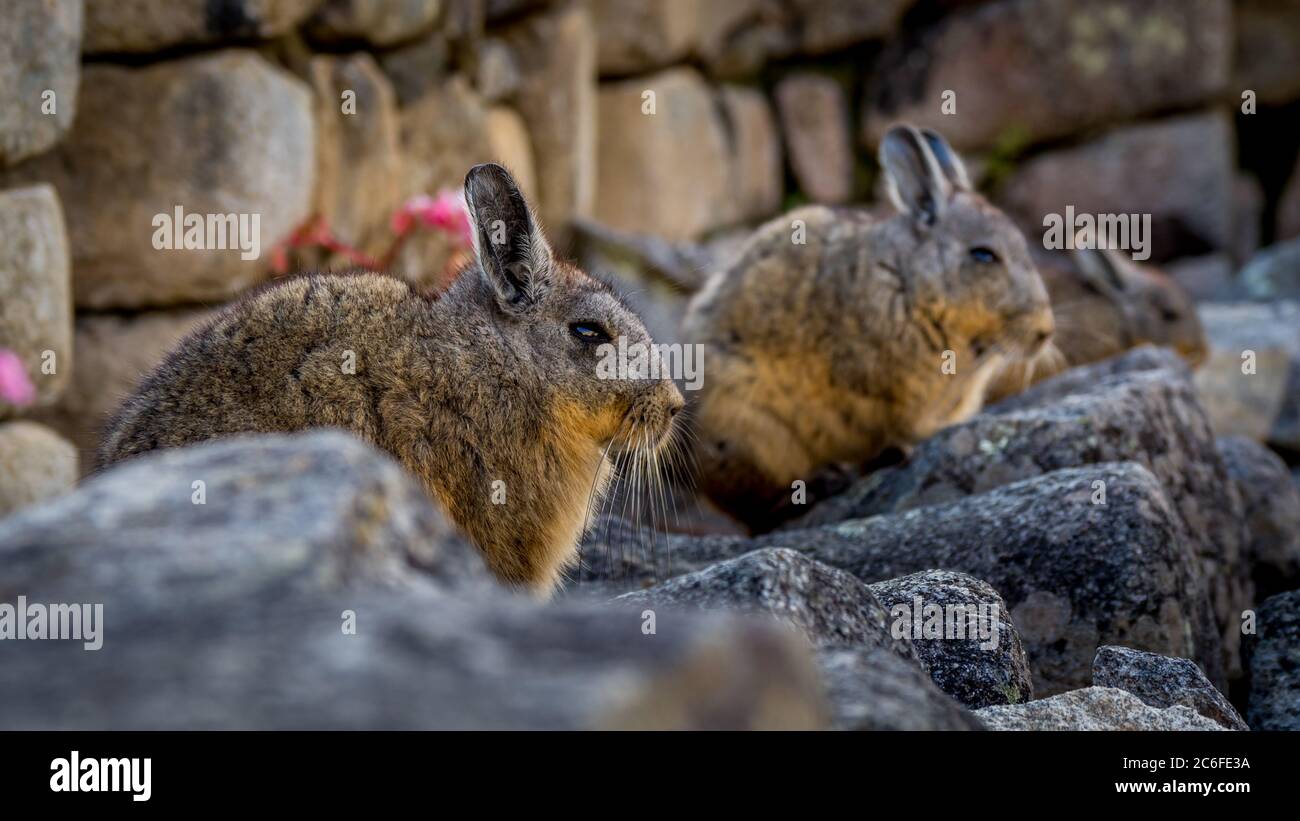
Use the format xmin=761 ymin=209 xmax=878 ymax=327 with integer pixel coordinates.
xmin=390 ymin=205 xmax=415 ymax=236
xmin=395 ymin=191 xmax=474 ymax=248
xmin=0 ymin=349 xmax=36 ymax=407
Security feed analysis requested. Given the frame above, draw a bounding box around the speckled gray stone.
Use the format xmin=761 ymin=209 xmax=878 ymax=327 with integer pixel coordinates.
xmin=0 ymin=430 xmax=493 ymax=605
xmin=869 ymin=570 xmax=1033 ymax=709
xmin=0 ymin=430 xmax=828 ymax=730
xmin=1244 ymin=590 xmax=1300 ymax=731
xmin=1216 ymin=435 xmax=1300 ymax=599
xmin=989 ymin=344 xmax=1176 ymax=411
xmin=1091 ymin=645 xmax=1247 ymax=730
xmin=976 ymin=687 xmax=1229 ymax=731
xmin=575 ymin=514 xmax=749 ymax=592
xmin=816 ymin=646 xmax=985 ymax=731
xmin=613 ymin=547 xmax=918 ymax=662
xmin=791 ymin=347 xmax=1248 ymax=680
xmin=581 ymin=462 xmax=1220 ymax=695
xmin=0 ymin=588 xmax=827 ymax=730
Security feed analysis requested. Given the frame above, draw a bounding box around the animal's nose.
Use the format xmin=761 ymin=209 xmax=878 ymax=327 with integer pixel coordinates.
xmin=665 ymin=383 xmax=686 ymax=417
xmin=1039 ymin=311 xmax=1056 ymax=339
xmin=1029 ymin=312 xmax=1055 ymax=352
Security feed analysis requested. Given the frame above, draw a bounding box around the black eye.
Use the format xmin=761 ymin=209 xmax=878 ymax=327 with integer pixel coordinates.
xmin=970 ymin=247 xmax=999 ymax=264
xmin=569 ymin=322 xmax=611 ymax=344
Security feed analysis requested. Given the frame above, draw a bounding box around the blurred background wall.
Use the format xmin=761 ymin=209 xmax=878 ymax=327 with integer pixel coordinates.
xmin=2 ymin=0 xmax=1299 ymax=477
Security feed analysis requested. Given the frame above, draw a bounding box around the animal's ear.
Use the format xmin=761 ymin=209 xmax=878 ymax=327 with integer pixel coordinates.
xmin=464 ymin=163 xmax=553 ymax=311
xmin=919 ymin=128 xmax=972 ymax=192
xmin=1072 ymin=240 xmax=1131 ymax=296
xmin=880 ymin=124 xmax=952 ymax=226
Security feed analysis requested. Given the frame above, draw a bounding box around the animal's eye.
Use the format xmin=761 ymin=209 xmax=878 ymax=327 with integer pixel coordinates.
xmin=970 ymin=247 xmax=1000 ymax=264
xmin=569 ymin=322 xmax=611 ymax=344
xmin=1160 ymin=308 xmax=1181 ymax=323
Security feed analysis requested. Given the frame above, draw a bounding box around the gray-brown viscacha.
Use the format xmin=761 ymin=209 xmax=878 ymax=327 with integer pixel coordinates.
xmin=986 ymin=244 xmax=1208 ymax=402
xmin=99 ymin=163 xmax=685 ymax=595
xmin=682 ymin=125 xmax=1055 ymax=533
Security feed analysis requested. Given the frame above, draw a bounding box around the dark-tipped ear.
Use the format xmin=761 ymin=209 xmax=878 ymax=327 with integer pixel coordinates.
xmin=1073 ymin=241 xmax=1130 ymax=296
xmin=464 ymin=163 xmax=553 ymax=311
xmin=919 ymin=128 xmax=971 ymax=192
xmin=879 ymin=125 xmax=952 ymax=226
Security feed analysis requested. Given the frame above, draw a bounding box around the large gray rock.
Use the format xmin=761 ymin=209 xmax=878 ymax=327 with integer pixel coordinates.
xmin=1194 ymin=301 xmax=1300 ymax=452
xmin=83 ymin=0 xmax=318 ymax=54
xmin=794 ymin=348 xmax=1248 ymax=678
xmin=869 ymin=570 xmax=1033 ymax=708
xmin=817 ymin=647 xmax=985 ymax=731
xmin=780 ymin=464 xmax=1217 ymax=696
xmin=0 ymin=184 xmax=71 ymax=414
xmin=0 ymin=428 xmax=830 ymax=730
xmin=1091 ymin=645 xmax=1247 ymax=730
xmin=0 ymin=431 xmax=491 ymax=605
xmin=997 ymin=111 xmax=1235 ymax=260
xmin=863 ymin=0 xmax=1230 ymax=152
xmin=0 ymin=0 xmax=81 ymax=166
xmin=989 ymin=344 xmax=1176 ymax=410
xmin=1244 ymin=590 xmax=1300 ymax=731
xmin=576 ymin=513 xmax=744 ymax=589
xmin=976 ymin=687 xmax=1228 ymax=731
xmin=582 ymin=462 xmax=1220 ymax=695
xmin=0 ymin=588 xmax=826 ymax=730
xmin=0 ymin=51 xmax=315 ymax=310
xmin=801 ymin=351 xmax=1230 ymax=532
xmin=612 ymin=548 xmax=918 ymax=661
xmin=0 ymin=421 xmax=77 ymax=519
xmin=1216 ymin=436 xmax=1300 ymax=599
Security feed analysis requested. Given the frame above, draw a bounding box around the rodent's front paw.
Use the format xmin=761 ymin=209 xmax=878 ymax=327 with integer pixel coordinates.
xmin=807 ymin=462 xmax=858 ymax=500
xmin=858 ymin=445 xmax=909 ymax=474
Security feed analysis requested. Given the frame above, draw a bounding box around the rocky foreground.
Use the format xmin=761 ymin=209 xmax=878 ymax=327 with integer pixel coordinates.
xmin=0 ymin=347 xmax=1296 ymax=730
